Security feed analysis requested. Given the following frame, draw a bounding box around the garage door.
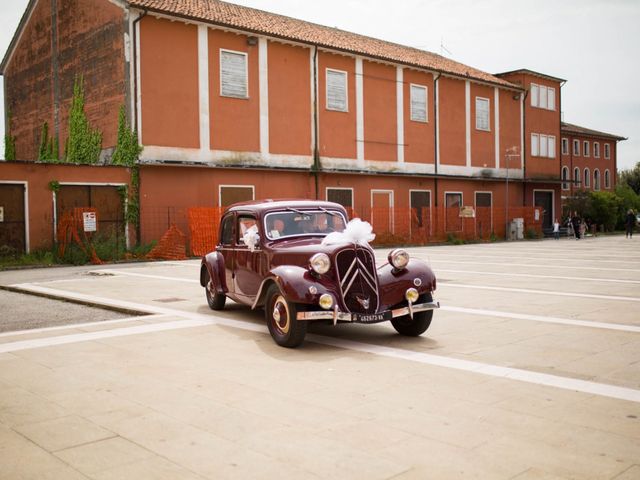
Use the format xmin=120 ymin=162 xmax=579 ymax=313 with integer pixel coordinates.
xmin=0 ymin=183 xmax=26 ymax=253
xmin=56 ymin=185 xmax=124 ymax=237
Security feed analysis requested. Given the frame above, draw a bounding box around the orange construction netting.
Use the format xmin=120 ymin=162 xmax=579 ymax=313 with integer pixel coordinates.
xmin=56 ymin=207 xmax=103 ymax=265
xmin=146 ymin=224 xmax=187 ymax=260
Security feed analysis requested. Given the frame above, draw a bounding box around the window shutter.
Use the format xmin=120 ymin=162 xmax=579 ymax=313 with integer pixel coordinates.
xmin=539 ymin=87 xmax=547 ymax=110
xmin=530 ymin=84 xmax=539 ymax=107
xmin=221 ymin=50 xmax=248 ymax=98
xmin=547 ymin=87 xmax=555 ymax=110
xmin=475 ymin=97 xmax=489 ymax=130
xmin=410 ymin=85 xmax=427 ymax=122
xmin=548 ymin=136 xmax=556 ymax=158
xmin=540 ymin=135 xmax=548 ymax=157
xmin=531 ymin=134 xmax=539 ymax=156
xmin=326 ymin=70 xmax=347 ymax=111
xmin=562 ymin=138 xmax=568 ymax=155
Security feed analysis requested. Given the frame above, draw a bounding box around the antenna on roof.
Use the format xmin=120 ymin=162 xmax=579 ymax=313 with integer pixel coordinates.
xmin=440 ymin=37 xmax=452 ymax=57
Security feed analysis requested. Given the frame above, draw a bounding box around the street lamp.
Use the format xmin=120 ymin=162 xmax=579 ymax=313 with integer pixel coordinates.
xmin=505 ymin=146 xmax=520 ymax=240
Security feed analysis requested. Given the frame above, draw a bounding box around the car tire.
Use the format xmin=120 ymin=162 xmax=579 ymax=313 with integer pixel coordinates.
xmin=391 ymin=293 xmax=433 ymax=336
xmin=265 ymin=284 xmax=307 ymax=348
xmin=204 ymin=271 xmax=226 ymax=310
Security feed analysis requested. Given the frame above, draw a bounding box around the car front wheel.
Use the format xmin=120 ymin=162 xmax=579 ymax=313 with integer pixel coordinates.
xmin=391 ymin=293 xmax=433 ymax=336
xmin=265 ymin=284 xmax=307 ymax=348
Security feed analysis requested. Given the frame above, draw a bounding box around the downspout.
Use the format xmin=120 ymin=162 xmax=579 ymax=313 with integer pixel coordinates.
xmin=521 ymin=87 xmax=529 ymax=207
xmin=312 ymin=45 xmax=320 ymax=199
xmin=132 ymin=9 xmax=146 ymax=246
xmin=558 ymin=79 xmax=566 ymax=218
xmin=433 ymin=73 xmax=441 ymax=208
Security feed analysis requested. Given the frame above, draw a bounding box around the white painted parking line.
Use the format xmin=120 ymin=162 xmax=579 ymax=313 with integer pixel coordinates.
xmin=9 ymin=283 xmax=640 ymax=404
xmin=424 ymin=259 xmax=640 ymax=273
xmin=0 ymin=314 xmax=168 ymax=338
xmin=423 ymin=252 xmax=640 ymax=266
xmin=440 ymin=306 xmax=640 ymax=333
xmin=436 ymin=269 xmax=640 ymax=284
xmin=443 ymin=283 xmax=640 ymax=302
xmin=96 ymin=269 xmax=199 ymax=283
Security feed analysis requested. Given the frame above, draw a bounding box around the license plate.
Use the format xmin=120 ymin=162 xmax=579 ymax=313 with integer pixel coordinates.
xmin=353 ymin=311 xmax=392 ymax=324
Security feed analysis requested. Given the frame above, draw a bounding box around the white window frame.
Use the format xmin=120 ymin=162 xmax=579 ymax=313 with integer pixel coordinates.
xmin=530 ymin=83 xmax=555 ymax=110
xmin=547 ymin=87 xmax=555 ymax=111
xmin=574 ymin=167 xmax=581 ymax=186
xmin=604 ymin=143 xmax=611 ymax=159
xmin=531 ymin=133 xmax=539 ymax=157
xmin=561 ymin=166 xmax=569 ymax=191
xmin=0 ymin=180 xmax=30 ymax=253
xmin=548 ymin=135 xmax=556 ymax=158
xmin=530 ymin=83 xmax=539 ymax=108
xmin=474 ymin=190 xmax=493 ymax=234
xmin=409 ymin=84 xmax=428 ymax=123
xmin=325 ymin=68 xmax=348 ymax=112
xmin=218 ymin=184 xmax=255 ymax=206
xmin=604 ymin=169 xmax=611 ymax=189
xmin=540 ymin=134 xmax=548 ymax=158
xmin=573 ymin=139 xmax=580 ymax=156
xmin=370 ymin=190 xmax=395 ymax=233
xmin=584 ymin=168 xmax=591 ymax=188
xmin=594 ymin=168 xmax=601 ymax=191
xmin=583 ymin=140 xmax=590 ymax=157
xmin=409 ymin=189 xmax=432 ymax=236
xmin=593 ymin=142 xmax=600 ymax=158
xmin=325 ymin=187 xmax=354 ymax=208
xmin=475 ymin=97 xmax=490 ymax=131
xmin=561 ymin=138 xmax=569 ymax=155
xmin=220 ymin=49 xmax=249 ymax=99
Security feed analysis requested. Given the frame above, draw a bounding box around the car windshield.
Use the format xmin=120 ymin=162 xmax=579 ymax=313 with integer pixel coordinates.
xmin=264 ymin=209 xmax=347 ymax=240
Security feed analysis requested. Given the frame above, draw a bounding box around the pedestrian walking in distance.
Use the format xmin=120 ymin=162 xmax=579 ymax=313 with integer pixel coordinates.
xmin=626 ymin=209 xmax=636 ymax=239
xmin=571 ymin=211 xmax=582 ymax=240
xmin=553 ymin=219 xmax=560 ymax=240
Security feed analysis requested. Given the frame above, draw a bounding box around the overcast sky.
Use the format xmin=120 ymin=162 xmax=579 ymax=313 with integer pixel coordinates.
xmin=1 ymin=0 xmax=638 ymax=170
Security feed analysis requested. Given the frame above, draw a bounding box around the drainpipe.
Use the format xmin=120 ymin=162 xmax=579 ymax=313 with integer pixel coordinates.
xmin=433 ymin=73 xmax=441 ymax=208
xmin=312 ymin=45 xmax=320 ymax=199
xmin=131 ymin=9 xmax=146 ymax=246
xmin=521 ymin=87 xmax=529 ymax=207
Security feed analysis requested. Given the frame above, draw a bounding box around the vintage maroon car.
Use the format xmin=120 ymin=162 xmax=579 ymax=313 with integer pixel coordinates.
xmin=200 ymin=200 xmax=439 ymax=347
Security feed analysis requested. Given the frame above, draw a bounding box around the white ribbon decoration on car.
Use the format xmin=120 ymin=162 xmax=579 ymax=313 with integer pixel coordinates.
xmin=321 ymin=218 xmax=375 ymax=246
xmin=242 ymin=225 xmax=260 ymax=252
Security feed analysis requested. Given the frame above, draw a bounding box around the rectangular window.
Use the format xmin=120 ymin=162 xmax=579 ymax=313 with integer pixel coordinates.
xmin=326 ymin=187 xmax=353 ymax=208
xmin=573 ymin=139 xmax=580 ymax=156
xmin=220 ymin=50 xmax=248 ymax=98
xmin=548 ymin=136 xmax=556 ymax=158
xmin=410 ymin=190 xmax=431 ymax=229
xmin=604 ymin=143 xmax=610 ymax=159
xmin=562 ymin=138 xmax=569 ymax=155
xmin=539 ymin=86 xmax=547 ymax=110
xmin=219 ymin=185 xmax=254 ymax=207
xmin=547 ymin=87 xmax=555 ymax=110
xmin=410 ymin=85 xmax=428 ymax=122
xmin=583 ymin=141 xmax=590 ymax=157
xmin=540 ymin=135 xmax=548 ymax=158
xmin=594 ymin=142 xmax=600 ymax=158
xmin=445 ymin=192 xmax=462 ymax=232
xmin=530 ymin=84 xmax=539 ymax=107
xmin=531 ymin=133 xmax=539 ymax=157
xmin=475 ymin=97 xmax=490 ymax=131
xmin=326 ymin=69 xmax=348 ymax=112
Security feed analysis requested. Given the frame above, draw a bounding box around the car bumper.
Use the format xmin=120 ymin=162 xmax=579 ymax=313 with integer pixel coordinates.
xmin=296 ymin=300 xmax=440 ymax=324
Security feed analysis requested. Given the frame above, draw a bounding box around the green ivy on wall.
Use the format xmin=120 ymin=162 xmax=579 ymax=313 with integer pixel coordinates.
xmin=65 ymin=76 xmax=102 ymax=164
xmin=38 ymin=122 xmax=59 ymax=162
xmin=4 ymin=111 xmax=16 ymax=161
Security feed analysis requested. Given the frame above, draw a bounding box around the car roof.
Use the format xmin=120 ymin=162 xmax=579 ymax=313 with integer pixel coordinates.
xmin=225 ymin=199 xmax=346 ymax=214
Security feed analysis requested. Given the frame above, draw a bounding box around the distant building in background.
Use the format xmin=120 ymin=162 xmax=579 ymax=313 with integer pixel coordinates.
xmin=0 ymin=0 xmax=628 ymax=252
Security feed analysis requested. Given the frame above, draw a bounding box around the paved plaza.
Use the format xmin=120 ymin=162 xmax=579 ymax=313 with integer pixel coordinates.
xmin=0 ymin=235 xmax=639 ymax=479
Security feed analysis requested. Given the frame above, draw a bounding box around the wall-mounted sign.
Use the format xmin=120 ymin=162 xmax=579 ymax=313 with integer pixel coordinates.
xmin=0 ymin=206 xmax=4 ymax=222
xmin=83 ymin=211 xmax=97 ymax=232
xmin=535 ymin=209 xmax=540 ymax=221
xmin=459 ymin=206 xmax=476 ymax=218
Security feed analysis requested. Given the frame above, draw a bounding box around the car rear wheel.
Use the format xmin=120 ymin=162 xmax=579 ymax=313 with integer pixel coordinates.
xmin=265 ymin=284 xmax=307 ymax=348
xmin=204 ymin=271 xmax=226 ymax=310
xmin=391 ymin=293 xmax=433 ymax=336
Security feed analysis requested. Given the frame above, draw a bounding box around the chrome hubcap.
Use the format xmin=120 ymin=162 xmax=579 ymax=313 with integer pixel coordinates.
xmin=272 ymin=296 xmax=290 ymax=334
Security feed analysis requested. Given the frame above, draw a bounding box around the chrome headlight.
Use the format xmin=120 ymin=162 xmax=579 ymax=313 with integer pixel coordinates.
xmin=310 ymin=253 xmax=331 ymax=275
xmin=319 ymin=294 xmax=334 ymax=310
xmin=388 ymin=248 xmax=410 ymax=270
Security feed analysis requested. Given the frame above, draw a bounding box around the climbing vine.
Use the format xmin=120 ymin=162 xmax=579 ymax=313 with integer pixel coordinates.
xmin=4 ymin=111 xmax=16 ymax=161
xmin=48 ymin=180 xmax=60 ymax=192
xmin=65 ymin=76 xmax=102 ymax=164
xmin=38 ymin=122 xmax=59 ymax=162
xmin=112 ymin=105 xmax=143 ymax=228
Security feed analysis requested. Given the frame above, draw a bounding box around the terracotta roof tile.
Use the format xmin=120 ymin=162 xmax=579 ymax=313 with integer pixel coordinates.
xmin=129 ymin=0 xmax=518 ymax=89
xmin=561 ymin=122 xmax=626 ymax=141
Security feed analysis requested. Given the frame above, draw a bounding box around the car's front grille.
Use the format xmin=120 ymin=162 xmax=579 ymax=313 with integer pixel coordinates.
xmin=335 ymin=247 xmax=379 ymax=314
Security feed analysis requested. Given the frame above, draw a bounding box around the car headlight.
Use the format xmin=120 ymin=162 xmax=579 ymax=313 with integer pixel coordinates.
xmin=309 ymin=253 xmax=331 ymax=275
xmin=319 ymin=294 xmax=334 ymax=310
xmin=405 ymin=288 xmax=419 ymax=303
xmin=388 ymin=248 xmax=410 ymax=270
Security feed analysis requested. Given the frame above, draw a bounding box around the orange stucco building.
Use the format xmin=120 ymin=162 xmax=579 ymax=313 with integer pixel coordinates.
xmin=0 ymin=0 xmax=626 ymax=252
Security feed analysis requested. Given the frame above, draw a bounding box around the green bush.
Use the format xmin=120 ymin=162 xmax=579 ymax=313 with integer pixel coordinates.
xmin=446 ymin=233 xmax=465 ymax=245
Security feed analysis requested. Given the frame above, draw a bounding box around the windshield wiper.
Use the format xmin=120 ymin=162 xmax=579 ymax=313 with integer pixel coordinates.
xmin=318 ymin=207 xmax=338 ymax=217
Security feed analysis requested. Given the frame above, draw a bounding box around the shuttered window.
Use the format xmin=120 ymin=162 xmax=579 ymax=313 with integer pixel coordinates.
xmin=548 ymin=136 xmax=556 ymax=158
xmin=475 ymin=97 xmax=490 ymax=131
xmin=547 ymin=87 xmax=555 ymax=110
xmin=531 ymin=134 xmax=539 ymax=157
xmin=410 ymin=84 xmax=428 ymax=122
xmin=540 ymin=135 xmax=548 ymax=157
xmin=530 ymin=82 xmax=555 ymax=110
xmin=220 ymin=50 xmax=248 ymax=98
xmin=530 ymin=84 xmax=539 ymax=107
xmin=326 ymin=69 xmax=347 ymax=112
